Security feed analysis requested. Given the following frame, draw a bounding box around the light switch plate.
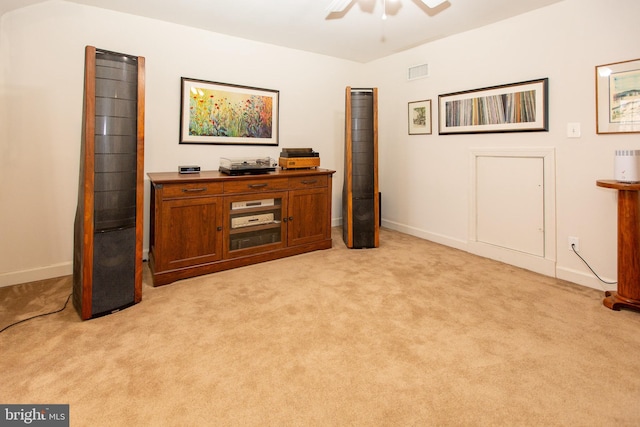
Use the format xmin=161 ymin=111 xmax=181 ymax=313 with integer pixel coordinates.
xmin=567 ymin=122 xmax=581 ymax=138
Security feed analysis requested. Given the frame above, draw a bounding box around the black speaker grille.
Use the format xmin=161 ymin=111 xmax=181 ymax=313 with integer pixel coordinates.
xmin=350 ymin=92 xmax=375 ymax=199
xmin=91 ymin=227 xmax=136 ymax=317
xmin=352 ymin=197 xmax=375 ymax=248
xmin=345 ymin=89 xmax=377 ymax=248
xmin=93 ymin=51 xmax=138 ymax=232
xmin=94 ymin=135 xmax=136 ymax=154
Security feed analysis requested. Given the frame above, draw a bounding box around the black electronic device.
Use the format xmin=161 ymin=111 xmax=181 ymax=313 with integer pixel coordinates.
xmin=179 ymin=165 xmax=201 ymax=174
xmin=278 ymin=148 xmax=321 ymax=169
xmin=279 ymin=148 xmax=320 ymax=158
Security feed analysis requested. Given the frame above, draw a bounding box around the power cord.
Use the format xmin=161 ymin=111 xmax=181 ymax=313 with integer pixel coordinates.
xmin=571 ymin=243 xmax=617 ymax=286
xmin=0 ymin=293 xmax=72 ymax=334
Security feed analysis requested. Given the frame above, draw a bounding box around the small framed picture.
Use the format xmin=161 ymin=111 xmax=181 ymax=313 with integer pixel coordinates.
xmin=408 ymin=99 xmax=432 ymax=135
xmin=596 ymin=58 xmax=640 ymax=134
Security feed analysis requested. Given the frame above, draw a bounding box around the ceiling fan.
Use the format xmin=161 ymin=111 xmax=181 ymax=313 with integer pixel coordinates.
xmin=326 ymin=0 xmax=449 ymax=14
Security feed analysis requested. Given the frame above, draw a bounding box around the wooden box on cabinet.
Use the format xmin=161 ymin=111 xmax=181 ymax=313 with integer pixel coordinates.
xmin=148 ymin=169 xmax=335 ymax=286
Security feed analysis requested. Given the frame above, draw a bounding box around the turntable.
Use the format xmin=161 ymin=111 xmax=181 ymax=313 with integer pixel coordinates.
xmin=219 ymin=157 xmax=277 ymax=175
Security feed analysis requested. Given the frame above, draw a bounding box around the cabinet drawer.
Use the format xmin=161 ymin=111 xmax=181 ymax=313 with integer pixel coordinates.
xmin=223 ymin=178 xmax=288 ymax=194
xmin=160 ymin=182 xmax=223 ymax=198
xmin=288 ymin=175 xmax=328 ymax=189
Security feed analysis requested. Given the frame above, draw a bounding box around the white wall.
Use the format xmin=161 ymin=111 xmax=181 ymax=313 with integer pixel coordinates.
xmin=1 ymin=0 xmax=639 ymax=291
xmin=371 ymin=0 xmax=640 ymax=290
xmin=0 ymin=0 xmax=361 ymax=286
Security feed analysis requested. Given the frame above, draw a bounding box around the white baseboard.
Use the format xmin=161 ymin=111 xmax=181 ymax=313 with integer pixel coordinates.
xmin=556 ymin=266 xmax=616 ymax=292
xmin=382 ymin=219 xmax=614 ymax=293
xmin=468 ymin=241 xmax=556 ymax=277
xmin=2 ymin=220 xmax=613 ymax=293
xmin=0 ymin=262 xmax=72 ymax=288
xmin=0 ymin=255 xmax=156 ymax=289
xmin=382 ymin=219 xmax=468 ymax=251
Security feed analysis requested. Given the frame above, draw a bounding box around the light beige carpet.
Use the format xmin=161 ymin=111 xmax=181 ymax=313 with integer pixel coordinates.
xmin=2 ymin=227 xmax=640 ymax=426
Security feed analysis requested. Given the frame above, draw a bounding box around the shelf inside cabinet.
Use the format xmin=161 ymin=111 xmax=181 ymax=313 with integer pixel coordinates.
xmin=229 ymin=205 xmax=281 ymax=215
xmin=229 ymin=221 xmax=281 ymax=235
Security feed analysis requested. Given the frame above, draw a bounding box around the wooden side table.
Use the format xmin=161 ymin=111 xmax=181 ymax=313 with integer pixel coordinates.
xmin=596 ymin=180 xmax=640 ymax=311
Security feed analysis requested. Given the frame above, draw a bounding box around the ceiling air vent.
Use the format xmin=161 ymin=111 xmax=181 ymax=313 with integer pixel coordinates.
xmin=408 ymin=63 xmax=429 ymax=81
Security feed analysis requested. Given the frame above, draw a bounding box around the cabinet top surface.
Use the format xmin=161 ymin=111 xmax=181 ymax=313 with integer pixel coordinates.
xmin=597 ymin=180 xmax=640 ymax=190
xmin=148 ymin=168 xmax=336 ymax=184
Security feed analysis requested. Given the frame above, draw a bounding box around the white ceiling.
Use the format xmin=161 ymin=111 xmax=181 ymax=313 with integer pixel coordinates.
xmin=1 ymin=0 xmax=564 ymax=63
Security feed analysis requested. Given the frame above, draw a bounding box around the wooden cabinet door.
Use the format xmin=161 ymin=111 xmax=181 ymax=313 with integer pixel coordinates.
xmin=157 ymin=196 xmax=223 ymax=270
xmin=287 ymin=187 xmax=329 ymax=247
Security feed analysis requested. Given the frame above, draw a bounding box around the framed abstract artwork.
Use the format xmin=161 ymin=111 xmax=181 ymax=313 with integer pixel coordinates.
xmin=408 ymin=100 xmax=432 ymax=135
xmin=180 ymin=77 xmax=279 ymax=145
xmin=596 ymin=58 xmax=640 ymax=134
xmin=438 ymin=78 xmax=548 ymax=135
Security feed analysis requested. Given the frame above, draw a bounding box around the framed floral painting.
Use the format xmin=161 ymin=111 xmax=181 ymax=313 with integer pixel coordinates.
xmin=180 ymin=77 xmax=279 ymax=145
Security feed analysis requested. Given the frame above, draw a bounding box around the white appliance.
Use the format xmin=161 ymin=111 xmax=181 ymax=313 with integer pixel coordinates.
xmin=615 ymin=150 xmax=640 ymax=183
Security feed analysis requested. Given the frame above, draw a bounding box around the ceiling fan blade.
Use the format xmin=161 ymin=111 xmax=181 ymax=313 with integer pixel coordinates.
xmin=326 ymin=0 xmax=354 ymax=13
xmin=419 ymin=0 xmax=448 ymax=8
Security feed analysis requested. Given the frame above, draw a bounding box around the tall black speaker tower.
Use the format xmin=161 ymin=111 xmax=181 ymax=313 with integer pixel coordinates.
xmin=73 ymin=46 xmax=145 ymax=320
xmin=343 ymin=87 xmax=379 ymax=249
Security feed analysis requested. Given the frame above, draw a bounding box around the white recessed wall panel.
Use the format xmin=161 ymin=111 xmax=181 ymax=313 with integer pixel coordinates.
xmin=476 ymin=156 xmax=544 ymax=256
xmin=469 ymin=148 xmax=556 ymax=277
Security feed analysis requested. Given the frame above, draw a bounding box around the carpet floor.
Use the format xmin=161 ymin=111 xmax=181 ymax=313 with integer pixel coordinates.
xmin=2 ymin=227 xmax=640 ymax=426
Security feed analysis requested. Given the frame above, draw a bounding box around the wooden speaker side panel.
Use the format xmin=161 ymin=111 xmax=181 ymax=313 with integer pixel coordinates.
xmin=78 ymin=45 xmax=97 ymax=320
xmin=372 ymin=88 xmax=379 ymax=247
xmin=134 ymin=56 xmax=145 ymax=303
xmin=343 ymin=87 xmax=354 ymax=247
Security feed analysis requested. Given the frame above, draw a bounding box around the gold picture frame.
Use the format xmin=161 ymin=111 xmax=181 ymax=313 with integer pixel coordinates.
xmin=596 ymin=58 xmax=640 ymax=134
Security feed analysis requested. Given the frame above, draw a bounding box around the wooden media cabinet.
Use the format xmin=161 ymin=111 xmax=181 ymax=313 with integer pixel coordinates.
xmin=148 ymin=168 xmax=335 ymax=286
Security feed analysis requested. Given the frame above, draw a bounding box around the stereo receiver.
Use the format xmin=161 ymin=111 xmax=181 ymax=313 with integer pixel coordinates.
xmin=231 ymin=213 xmax=275 ymax=229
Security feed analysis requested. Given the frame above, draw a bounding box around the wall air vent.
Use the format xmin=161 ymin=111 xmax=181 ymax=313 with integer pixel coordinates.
xmin=408 ymin=63 xmax=429 ymax=81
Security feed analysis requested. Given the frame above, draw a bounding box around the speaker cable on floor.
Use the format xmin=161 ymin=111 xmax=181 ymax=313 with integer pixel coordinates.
xmin=0 ymin=293 xmax=72 ymax=334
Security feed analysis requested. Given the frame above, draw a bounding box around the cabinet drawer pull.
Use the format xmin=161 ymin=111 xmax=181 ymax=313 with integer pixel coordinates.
xmin=182 ymin=187 xmax=207 ymax=193
xmin=248 ymin=183 xmax=268 ymax=189
xmin=301 ymin=179 xmax=318 ymax=185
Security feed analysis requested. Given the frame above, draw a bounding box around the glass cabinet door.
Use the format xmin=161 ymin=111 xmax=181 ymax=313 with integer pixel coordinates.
xmin=225 ymin=192 xmax=286 ymax=257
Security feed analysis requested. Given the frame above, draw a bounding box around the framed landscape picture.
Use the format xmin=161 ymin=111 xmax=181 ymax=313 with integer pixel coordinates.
xmin=438 ymin=78 xmax=548 ymax=135
xmin=408 ymin=100 xmax=432 ymax=135
xmin=180 ymin=77 xmax=279 ymax=145
xmin=596 ymin=58 xmax=640 ymax=134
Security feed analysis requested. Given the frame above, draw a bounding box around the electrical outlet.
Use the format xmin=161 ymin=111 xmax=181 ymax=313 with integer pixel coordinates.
xmin=568 ymin=236 xmax=580 ymax=252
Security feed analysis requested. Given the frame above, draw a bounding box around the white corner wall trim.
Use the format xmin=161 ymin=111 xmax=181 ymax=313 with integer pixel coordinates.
xmin=556 ymin=266 xmax=617 ymax=293
xmin=0 ymin=263 xmax=72 ymax=288
xmin=382 ymin=219 xmax=468 ymax=252
xmin=470 ymin=241 xmax=556 ymax=277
